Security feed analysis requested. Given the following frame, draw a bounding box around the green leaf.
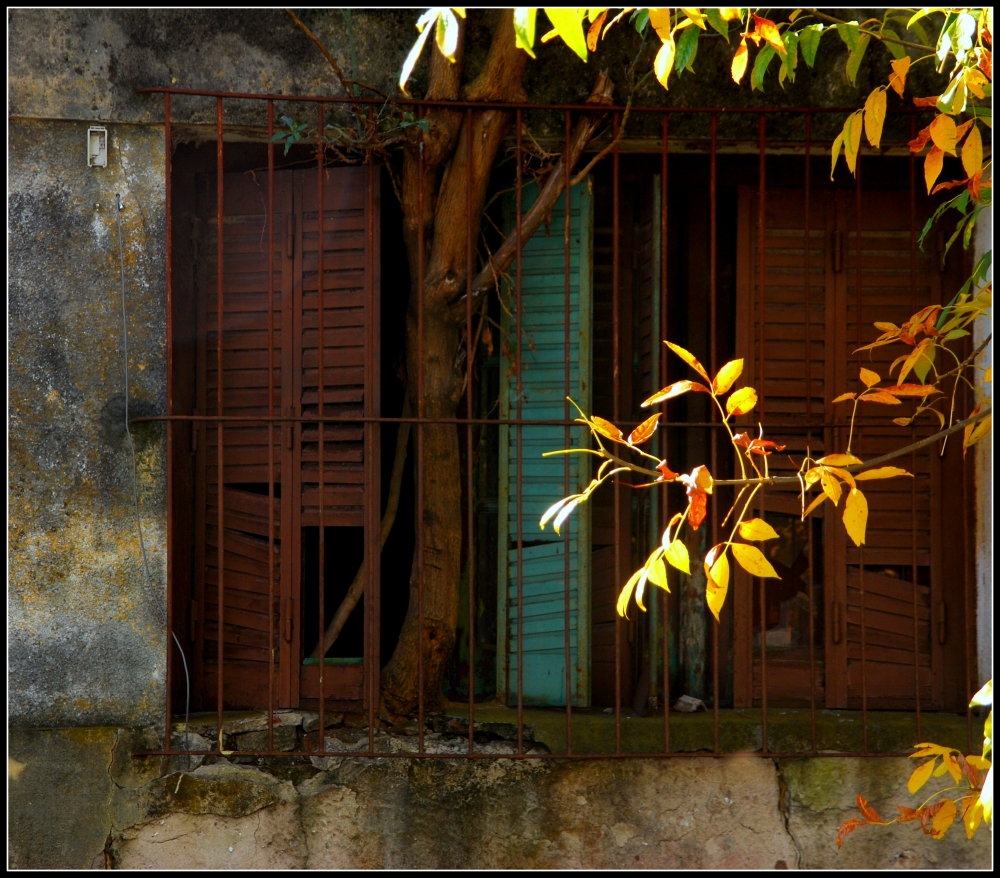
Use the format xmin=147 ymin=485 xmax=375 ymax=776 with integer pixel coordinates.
xmin=675 ymin=23 xmax=700 ymax=76
xmin=751 ymin=44 xmax=777 ymax=91
xmin=880 ymin=27 xmax=908 ymax=60
xmin=513 ymin=7 xmax=537 ymax=58
xmin=846 ymin=33 xmax=871 ymax=86
xmin=633 ymin=8 xmax=649 ymax=36
xmin=705 ymin=7 xmax=730 ymax=42
xmin=270 ymin=132 xmax=287 ymax=143
xmin=781 ymin=30 xmax=799 ymax=82
xmin=544 ymin=8 xmax=588 ymax=61
xmin=937 ymin=75 xmax=968 ymax=116
xmin=799 ymin=23 xmax=824 ymax=68
xmin=970 ymin=107 xmax=992 ymax=129
xmin=836 ymin=21 xmax=860 ymax=52
xmin=906 ymin=17 xmax=930 ymax=46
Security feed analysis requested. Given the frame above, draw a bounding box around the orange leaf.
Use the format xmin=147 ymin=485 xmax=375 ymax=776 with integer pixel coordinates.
xmin=912 ymin=95 xmax=940 ymax=107
xmin=929 ymin=114 xmax=958 ymax=154
xmin=591 ymin=416 xmax=624 ymax=442
xmin=897 ymin=805 xmax=922 ymax=823
xmin=859 ymin=367 xmax=881 ymax=388
xmin=732 ymin=39 xmax=749 ymax=83
xmin=924 ymin=145 xmax=945 ymax=194
xmin=687 ymin=489 xmax=707 ymax=529
xmin=968 ymin=169 xmax=983 ymax=201
xmin=880 ymin=383 xmax=939 ymax=397
xmin=861 ymin=390 xmax=903 ymax=404
xmin=657 ymin=459 xmax=679 ymax=481
xmin=932 ymin=177 xmax=971 ymax=195
xmin=752 ymin=14 xmax=786 ymax=55
xmin=889 ymin=56 xmax=910 ymax=98
xmin=832 ymin=392 xmax=857 ymax=403
xmin=908 ymin=124 xmax=932 ymax=153
xmin=713 ymin=358 xmax=744 ymax=395
xmin=837 ymin=818 xmax=867 ymax=849
xmin=586 ymin=10 xmax=607 ymax=52
xmin=665 ymin=341 xmax=711 ymax=382
xmin=930 ymin=799 xmax=957 ymax=839
xmin=627 ymin=412 xmax=661 ymax=446
xmin=857 ymin=795 xmax=884 ymax=824
xmin=641 ymin=379 xmax=710 ymax=407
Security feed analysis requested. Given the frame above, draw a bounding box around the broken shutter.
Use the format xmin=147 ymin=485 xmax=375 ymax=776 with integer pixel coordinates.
xmin=192 ymin=166 xmax=377 ymax=710
xmin=498 ymin=180 xmax=593 ymax=707
xmin=734 ymin=184 xmax=967 ymax=711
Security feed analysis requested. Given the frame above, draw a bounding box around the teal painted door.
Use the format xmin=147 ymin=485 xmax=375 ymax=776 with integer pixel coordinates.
xmin=497 ymin=181 xmax=593 ymax=707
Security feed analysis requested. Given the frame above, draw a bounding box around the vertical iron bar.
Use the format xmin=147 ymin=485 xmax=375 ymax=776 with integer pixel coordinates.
xmin=612 ymin=111 xmax=622 ymax=754
xmin=164 ymin=91 xmax=174 ymax=754
xmin=563 ymin=109 xmax=573 ymax=752
xmin=856 ymin=147 xmax=868 ymax=755
xmin=660 ymin=114 xmax=670 ymax=754
xmin=417 ymin=129 xmax=426 ymax=754
xmin=515 ymin=111 xmax=524 ymax=755
xmin=317 ymin=103 xmax=326 ymax=752
xmin=710 ymin=113 xmax=720 ymax=755
xmin=963 ymin=368 xmax=974 ymax=755
xmin=366 ymin=105 xmax=379 ymax=754
xmin=804 ymin=114 xmax=817 ymax=754
xmin=908 ymin=114 xmax=923 ymax=743
xmin=215 ymin=97 xmax=226 ymax=745
xmin=757 ymin=114 xmax=768 ymax=756
xmin=267 ymin=100 xmax=276 ymax=753
xmin=466 ymin=107 xmax=476 ymax=754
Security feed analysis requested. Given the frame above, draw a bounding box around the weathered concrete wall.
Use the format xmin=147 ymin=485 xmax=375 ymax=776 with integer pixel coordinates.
xmin=8 ymin=727 xmax=991 ymax=870
xmin=9 ymin=118 xmax=167 ymax=728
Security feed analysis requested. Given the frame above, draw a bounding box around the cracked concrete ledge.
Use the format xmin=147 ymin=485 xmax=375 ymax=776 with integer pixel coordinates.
xmin=8 ymin=727 xmax=992 ymax=869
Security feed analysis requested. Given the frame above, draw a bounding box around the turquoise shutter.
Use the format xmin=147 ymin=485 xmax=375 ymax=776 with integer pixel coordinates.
xmin=497 ymin=181 xmax=593 ymax=707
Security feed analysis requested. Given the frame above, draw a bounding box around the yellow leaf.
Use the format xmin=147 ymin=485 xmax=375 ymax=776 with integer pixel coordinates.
xmin=864 ymin=88 xmax=887 ymax=148
xmin=964 ymin=798 xmax=984 ymax=839
xmin=821 ymin=469 xmax=843 ymax=505
xmin=617 ymin=566 xmax=645 ymax=617
xmin=931 ymin=799 xmax=957 ymax=839
xmin=719 ymin=8 xmax=742 ymax=21
xmin=929 ymin=114 xmax=958 ymax=154
xmin=817 ymin=453 xmax=863 ymax=466
xmin=586 ymin=10 xmax=607 ymax=52
xmin=645 ymin=547 xmax=668 ymax=587
xmin=591 ymin=416 xmax=624 ymax=442
xmin=843 ymin=488 xmax=868 ymax=547
xmin=648 ymin=8 xmax=672 ymax=39
xmin=705 ymin=544 xmax=730 ymax=622
xmin=665 ymin=341 xmax=711 ymax=382
xmin=855 ymin=466 xmax=913 ymax=481
xmin=962 ymin=125 xmax=983 ymax=178
xmin=540 ymin=495 xmax=576 ymax=529
xmin=861 ymin=390 xmax=903 ymax=405
xmin=731 ymin=542 xmax=780 ymax=578
xmin=942 ymin=750 xmax=963 ymax=784
xmin=543 ymin=8 xmax=589 ymax=61
xmin=889 ymin=55 xmax=910 ymax=98
xmin=924 ymin=145 xmax=945 ymax=194
xmin=859 ymin=367 xmax=881 ymax=388
xmin=802 ymin=491 xmax=828 ymax=518
xmin=552 ymin=496 xmax=582 ymax=536
xmin=726 ymin=386 xmax=758 ymax=416
xmin=908 ymin=757 xmax=938 ymax=794
xmin=832 ymin=392 xmax=856 ymax=403
xmin=731 ymin=38 xmax=749 ymax=83
xmin=714 ymin=358 xmax=744 ymax=395
xmin=964 ymin=67 xmax=988 ymax=100
xmin=823 ymin=466 xmax=856 ymax=489
xmin=738 ymin=517 xmax=779 ymax=541
xmin=984 ymin=365 xmax=992 ymax=383
xmin=845 ymin=110 xmax=863 ymax=175
xmin=664 ymin=538 xmax=690 ymax=575
xmin=831 ymin=130 xmax=846 ymax=180
xmin=681 ymin=8 xmax=707 ymax=28
xmin=963 ymin=415 xmax=991 ymax=451
xmin=654 ymin=35 xmax=677 ymax=89
xmin=628 ymin=412 xmax=661 ymax=446
xmin=641 ymin=379 xmax=710 ymax=407
xmin=804 ymin=466 xmax=824 ymax=489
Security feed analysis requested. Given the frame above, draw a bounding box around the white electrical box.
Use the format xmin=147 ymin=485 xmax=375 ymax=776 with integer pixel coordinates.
xmin=88 ymin=126 xmax=108 ymax=168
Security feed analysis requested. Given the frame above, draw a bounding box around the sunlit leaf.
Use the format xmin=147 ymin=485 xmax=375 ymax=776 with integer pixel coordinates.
xmin=967 ymin=754 xmax=991 ymax=769
xmin=731 ymin=38 xmax=749 ymax=83
xmin=665 ymin=538 xmax=691 ymax=575
xmin=553 ymin=495 xmax=582 ymax=535
xmin=617 ymin=566 xmax=645 ymax=618
xmin=963 ymin=415 xmax=991 ymax=452
xmin=646 ymin=549 xmax=669 ymax=588
xmin=962 ymin=125 xmax=983 ymax=178
xmin=864 ymin=88 xmax=887 ymax=148
xmin=731 ymin=542 xmax=780 ymax=578
xmin=963 ymin=797 xmax=984 ymax=839
xmin=837 ymin=818 xmax=866 ymax=849
xmin=855 ymin=466 xmax=913 ymax=481
xmin=727 ymin=386 xmax=758 ymax=416
xmin=674 ymin=21 xmax=701 ymax=75
xmin=648 ymin=7 xmax=671 ymax=39
xmin=709 ymin=360 xmax=743 ymax=397
xmin=971 ymin=680 xmax=992 ymax=708
xmin=544 ymin=8 xmax=589 ymax=61
xmin=665 ymin=341 xmax=711 ymax=382
xmin=586 ymin=9 xmax=607 ymax=52
xmin=817 ymin=453 xmax=863 ymax=467
xmin=897 ymin=805 xmax=922 ymax=823
xmin=513 ymin=7 xmax=538 ymax=57
xmin=908 ymin=757 xmax=938 ymax=794
xmin=823 ymin=465 xmax=856 ymax=489
xmin=751 ymin=44 xmax=777 ymax=91
xmin=943 ymin=750 xmax=964 ymax=784
xmin=845 ymin=110 xmax=863 ymax=174
xmin=843 ymin=488 xmax=868 ymax=547
xmin=738 ymin=517 xmax=779 ymax=541
xmin=831 ymin=129 xmax=846 ymax=180
xmin=835 ymin=20 xmax=860 ymax=52
xmin=802 ymin=491 xmax=828 ymax=518
xmin=704 ymin=543 xmax=730 ymax=621
xmin=881 ymin=27 xmax=908 ymax=60
xmin=845 ymin=34 xmax=870 ymax=87
xmin=399 ymin=15 xmax=437 ymax=95
xmin=930 ymin=114 xmax=958 ymax=154
xmin=880 ymin=383 xmax=940 ymax=397
xmin=591 ymin=416 xmax=624 ymax=442
xmin=832 ymin=392 xmax=856 ymax=403
xmin=924 ymin=145 xmax=945 ymax=194
xmin=859 ymin=367 xmax=881 ymax=388
xmin=657 ymin=459 xmax=680 ymax=481
xmin=931 ymin=799 xmax=957 ymax=839
xmin=435 ymin=8 xmax=461 ymax=62
xmin=540 ymin=494 xmax=575 ymax=529
xmin=861 ymin=390 xmax=903 ymax=404
xmin=821 ymin=469 xmax=843 ymax=505
xmin=654 ymin=34 xmax=677 ymax=89
xmin=641 ymin=379 xmax=710 ymax=407
xmin=799 ymin=23 xmax=824 ymax=68
xmin=706 ymin=7 xmax=731 ymax=41
xmin=753 ymin=14 xmax=786 ymax=55
xmin=628 ymin=412 xmax=661 ymax=446
xmin=857 ymin=795 xmax=884 ymax=824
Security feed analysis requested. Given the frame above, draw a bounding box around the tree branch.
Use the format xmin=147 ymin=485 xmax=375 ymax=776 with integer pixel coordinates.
xmin=804 ymin=9 xmax=935 ymax=53
xmin=285 ymin=9 xmax=356 ymax=99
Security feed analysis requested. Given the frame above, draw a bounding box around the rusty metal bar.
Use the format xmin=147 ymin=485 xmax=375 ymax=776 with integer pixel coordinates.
xmin=317 ymin=102 xmax=327 ymax=753
xmin=563 ymin=109 xmax=573 ymax=752
xmin=856 ymin=147 xmax=868 ymax=755
xmin=215 ymin=96 xmax=226 ymax=743
xmin=366 ymin=105 xmax=380 ymax=752
xmin=164 ymin=91 xmax=174 ymax=756
xmin=466 ymin=106 xmax=475 ymax=754
xmin=515 ymin=108 xmax=525 ymax=756
xmin=757 ymin=114 xmax=768 ymax=756
xmin=660 ymin=114 xmax=670 ymax=754
xmin=267 ymin=99 xmax=276 ymax=753
xmin=417 ymin=129 xmax=426 ymax=754
xmin=710 ymin=113 xmax=720 ymax=755
xmin=804 ymin=114 xmax=818 ymax=755
xmin=612 ymin=111 xmax=622 ymax=754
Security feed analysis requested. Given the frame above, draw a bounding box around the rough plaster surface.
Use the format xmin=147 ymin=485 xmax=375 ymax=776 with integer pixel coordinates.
xmin=9 ymin=119 xmax=167 ymax=729
xmin=9 ymin=728 xmax=992 ymax=870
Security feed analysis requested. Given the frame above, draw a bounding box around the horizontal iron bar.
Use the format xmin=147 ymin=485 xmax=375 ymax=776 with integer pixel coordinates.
xmin=138 ymin=748 xmax=916 ymax=759
xmin=139 ymin=86 xmax=932 ymax=116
